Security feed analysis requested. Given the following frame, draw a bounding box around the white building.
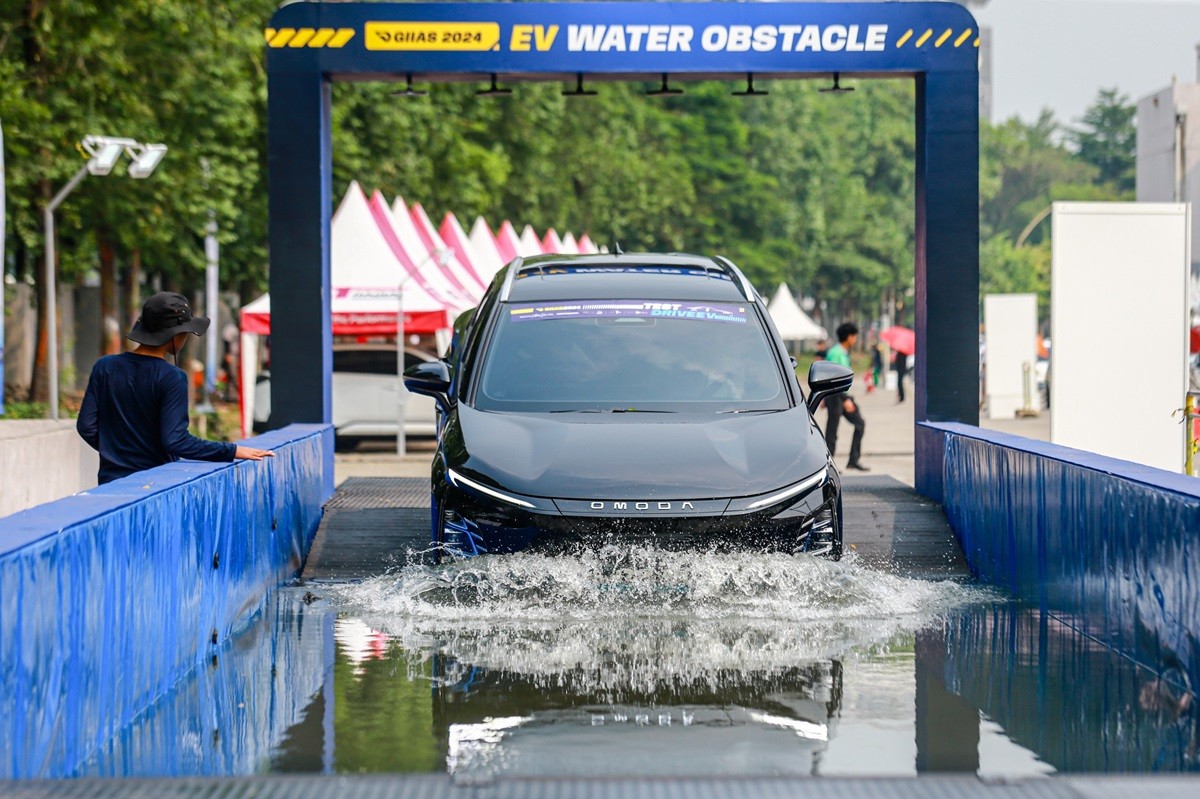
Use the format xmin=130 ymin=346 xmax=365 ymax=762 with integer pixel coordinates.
xmin=1136 ymin=47 xmax=1200 ymax=313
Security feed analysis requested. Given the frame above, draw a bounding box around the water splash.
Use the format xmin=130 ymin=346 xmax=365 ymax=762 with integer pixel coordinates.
xmin=324 ymin=546 xmax=991 ymax=696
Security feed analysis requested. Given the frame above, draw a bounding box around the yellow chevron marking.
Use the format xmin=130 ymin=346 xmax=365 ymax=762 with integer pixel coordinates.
xmin=915 ymin=29 xmax=933 ymax=47
xmin=288 ymin=29 xmax=316 ymax=48
xmin=896 ymin=29 xmax=913 ymax=48
xmin=328 ymin=28 xmax=356 ymax=48
xmin=308 ymin=28 xmax=336 ymax=48
xmin=269 ymin=28 xmax=296 ymax=48
xmin=954 ymin=29 xmax=973 ymax=47
xmin=264 ymin=28 xmax=276 ymax=42
xmin=934 ymin=29 xmax=953 ymax=48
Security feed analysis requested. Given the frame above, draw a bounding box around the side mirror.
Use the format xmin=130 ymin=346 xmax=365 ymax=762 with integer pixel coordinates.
xmin=806 ymin=361 xmax=854 ymax=414
xmin=403 ymin=361 xmax=452 ymax=411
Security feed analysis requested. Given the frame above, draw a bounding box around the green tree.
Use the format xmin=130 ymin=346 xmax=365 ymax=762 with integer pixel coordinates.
xmin=1069 ymin=88 xmax=1136 ymax=196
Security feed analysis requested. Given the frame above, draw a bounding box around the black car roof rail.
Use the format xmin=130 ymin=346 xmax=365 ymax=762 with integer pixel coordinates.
xmin=497 ymin=256 xmax=526 ymax=302
xmin=711 ymin=255 xmax=757 ymax=301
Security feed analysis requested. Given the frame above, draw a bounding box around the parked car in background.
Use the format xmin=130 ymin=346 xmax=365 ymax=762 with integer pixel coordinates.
xmin=253 ymin=343 xmax=438 ymax=448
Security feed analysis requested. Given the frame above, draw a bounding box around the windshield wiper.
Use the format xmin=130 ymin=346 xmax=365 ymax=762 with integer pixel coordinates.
xmin=549 ymin=408 xmax=603 ymax=413
xmin=609 ymin=408 xmax=674 ymax=414
xmin=717 ymin=409 xmax=782 ymax=415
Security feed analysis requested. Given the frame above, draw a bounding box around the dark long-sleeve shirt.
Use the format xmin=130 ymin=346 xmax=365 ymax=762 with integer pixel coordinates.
xmin=77 ymin=352 xmax=237 ymax=484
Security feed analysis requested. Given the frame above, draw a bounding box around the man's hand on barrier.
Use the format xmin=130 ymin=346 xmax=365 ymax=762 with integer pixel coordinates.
xmin=235 ymin=446 xmax=275 ymax=461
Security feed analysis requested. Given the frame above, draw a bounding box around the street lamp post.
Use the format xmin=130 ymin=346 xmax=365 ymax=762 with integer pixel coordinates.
xmin=43 ymin=136 xmax=166 ymax=419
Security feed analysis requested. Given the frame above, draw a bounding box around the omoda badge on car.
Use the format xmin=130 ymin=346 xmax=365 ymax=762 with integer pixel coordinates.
xmin=404 ymin=253 xmax=853 ymax=561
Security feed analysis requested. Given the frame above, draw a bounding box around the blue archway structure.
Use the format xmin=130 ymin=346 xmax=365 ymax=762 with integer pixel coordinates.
xmin=265 ymin=1 xmax=979 ymax=498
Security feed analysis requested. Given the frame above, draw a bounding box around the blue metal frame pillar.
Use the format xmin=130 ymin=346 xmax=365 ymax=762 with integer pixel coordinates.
xmin=266 ymin=66 xmax=334 ymax=493
xmin=914 ymin=69 xmax=980 ymax=499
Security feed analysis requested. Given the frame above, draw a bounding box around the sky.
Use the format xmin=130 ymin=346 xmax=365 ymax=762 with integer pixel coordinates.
xmin=970 ymin=0 xmax=1200 ymax=125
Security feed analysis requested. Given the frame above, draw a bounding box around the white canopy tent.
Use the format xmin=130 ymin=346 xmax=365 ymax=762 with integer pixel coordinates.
xmin=767 ymin=283 xmax=827 ymax=342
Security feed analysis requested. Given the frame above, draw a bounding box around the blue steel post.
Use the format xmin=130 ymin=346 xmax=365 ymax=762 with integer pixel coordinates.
xmin=266 ymin=66 xmax=334 ymax=497
xmin=914 ymin=69 xmax=980 ymax=500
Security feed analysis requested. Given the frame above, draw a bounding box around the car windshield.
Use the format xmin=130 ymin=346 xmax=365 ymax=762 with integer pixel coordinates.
xmin=474 ymin=299 xmax=789 ymax=412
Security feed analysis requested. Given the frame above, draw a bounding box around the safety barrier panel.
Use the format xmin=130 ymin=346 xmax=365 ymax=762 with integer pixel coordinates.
xmin=921 ymin=422 xmax=1200 ymax=694
xmin=0 ymin=424 xmax=331 ymax=779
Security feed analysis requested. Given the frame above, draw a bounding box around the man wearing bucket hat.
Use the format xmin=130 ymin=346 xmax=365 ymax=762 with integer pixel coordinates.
xmin=77 ymin=292 xmax=273 ymax=484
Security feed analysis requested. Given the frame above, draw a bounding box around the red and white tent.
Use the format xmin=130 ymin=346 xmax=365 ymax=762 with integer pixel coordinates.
xmin=441 ymin=212 xmax=500 ymax=290
xmin=407 ymin=201 xmax=488 ymax=298
xmin=561 ymin=231 xmax=580 ymax=254
xmin=541 ymin=228 xmax=565 ymax=254
xmin=238 ymin=182 xmax=454 ymax=436
xmin=519 ymin=224 xmax=544 ymax=257
xmin=468 ymin=216 xmax=508 ymax=279
xmin=494 ymin=220 xmax=523 ymax=263
xmin=372 ymin=192 xmax=474 ymax=312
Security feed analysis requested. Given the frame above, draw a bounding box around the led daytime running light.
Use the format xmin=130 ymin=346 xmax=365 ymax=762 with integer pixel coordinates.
xmin=745 ymin=469 xmax=827 ymax=510
xmin=447 ymin=468 xmax=535 ymax=509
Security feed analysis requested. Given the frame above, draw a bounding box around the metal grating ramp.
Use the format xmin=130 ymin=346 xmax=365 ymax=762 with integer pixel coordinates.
xmin=840 ymin=475 xmax=971 ymax=580
xmin=303 ymin=476 xmax=970 ymax=582
xmin=3 ymin=775 xmax=1197 ymax=799
xmin=302 ymin=478 xmax=432 ymax=581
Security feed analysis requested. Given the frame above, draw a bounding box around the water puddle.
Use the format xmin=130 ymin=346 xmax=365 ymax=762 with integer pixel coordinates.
xmin=45 ymin=547 xmax=1200 ymax=779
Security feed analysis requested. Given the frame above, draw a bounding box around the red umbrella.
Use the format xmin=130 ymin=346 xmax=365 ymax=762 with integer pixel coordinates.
xmin=880 ymin=326 xmax=916 ymax=356
xmin=1191 ymin=326 xmax=1200 ymax=355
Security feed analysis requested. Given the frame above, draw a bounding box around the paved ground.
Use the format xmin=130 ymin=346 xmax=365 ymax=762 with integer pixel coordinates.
xmin=335 ymin=385 xmax=1053 ymax=489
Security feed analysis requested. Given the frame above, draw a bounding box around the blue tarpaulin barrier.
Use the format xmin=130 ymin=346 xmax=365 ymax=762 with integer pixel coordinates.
xmin=924 ymin=422 xmax=1200 ymax=698
xmin=0 ymin=424 xmax=330 ymax=779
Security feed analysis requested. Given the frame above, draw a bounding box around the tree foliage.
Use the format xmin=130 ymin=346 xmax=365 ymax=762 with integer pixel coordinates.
xmin=0 ymin=6 xmax=1132 ymax=398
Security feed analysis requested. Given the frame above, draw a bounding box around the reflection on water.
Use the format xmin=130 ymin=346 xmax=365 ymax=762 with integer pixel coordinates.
xmin=26 ymin=547 xmax=1199 ymax=778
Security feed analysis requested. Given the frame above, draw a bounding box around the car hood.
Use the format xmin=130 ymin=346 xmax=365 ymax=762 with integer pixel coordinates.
xmin=449 ymin=405 xmax=829 ymax=500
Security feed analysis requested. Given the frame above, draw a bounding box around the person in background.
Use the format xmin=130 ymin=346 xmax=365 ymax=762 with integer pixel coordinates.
xmin=893 ymin=348 xmax=909 ymax=404
xmin=824 ymin=322 xmax=869 ymax=472
xmin=813 ymin=338 xmax=829 ymax=361
xmin=77 ymin=292 xmax=273 ymax=485
xmin=871 ymin=343 xmax=884 ymax=391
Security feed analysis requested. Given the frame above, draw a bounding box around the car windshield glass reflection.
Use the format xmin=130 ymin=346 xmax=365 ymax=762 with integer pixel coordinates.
xmin=476 ymin=300 xmax=788 ymax=412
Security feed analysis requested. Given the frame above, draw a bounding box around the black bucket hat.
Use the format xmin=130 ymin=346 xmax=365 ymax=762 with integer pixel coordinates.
xmin=127 ymin=292 xmax=210 ymax=346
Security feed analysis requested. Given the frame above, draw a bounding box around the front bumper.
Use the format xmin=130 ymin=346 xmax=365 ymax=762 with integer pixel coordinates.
xmin=437 ymin=468 xmax=840 ymax=557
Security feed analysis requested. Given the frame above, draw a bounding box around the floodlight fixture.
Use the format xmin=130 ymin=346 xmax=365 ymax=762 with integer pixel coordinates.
xmin=646 ymin=73 xmax=682 ymax=96
xmin=127 ymin=143 xmax=168 ymax=178
xmin=392 ymin=73 xmax=428 ymax=98
xmin=477 ymin=74 xmax=512 ymax=97
xmin=80 ymin=135 xmax=138 ymax=176
xmin=563 ymin=73 xmax=598 ymax=97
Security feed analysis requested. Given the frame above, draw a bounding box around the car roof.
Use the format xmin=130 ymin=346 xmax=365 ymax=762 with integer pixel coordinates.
xmin=503 ymin=253 xmax=752 ymax=303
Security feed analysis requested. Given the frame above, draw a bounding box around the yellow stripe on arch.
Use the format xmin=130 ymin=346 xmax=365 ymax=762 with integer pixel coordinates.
xmin=288 ymin=29 xmax=316 ymax=48
xmin=915 ymin=29 xmax=933 ymax=47
xmin=308 ymin=28 xmax=336 ymax=48
xmin=934 ymin=29 xmax=953 ymax=48
xmin=328 ymin=28 xmax=356 ymax=48
xmin=896 ymin=29 xmax=913 ymax=48
xmin=269 ymin=28 xmax=296 ymax=48
xmin=954 ymin=29 xmax=973 ymax=47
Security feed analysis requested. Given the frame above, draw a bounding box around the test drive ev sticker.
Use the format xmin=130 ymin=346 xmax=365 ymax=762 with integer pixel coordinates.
xmin=366 ymin=22 xmax=502 ymax=51
xmin=509 ymin=301 xmax=748 ymax=324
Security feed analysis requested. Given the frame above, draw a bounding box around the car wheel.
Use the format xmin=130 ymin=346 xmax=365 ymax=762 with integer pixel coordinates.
xmin=430 ymin=492 xmax=447 ymax=564
xmin=829 ymin=496 xmax=844 ymax=561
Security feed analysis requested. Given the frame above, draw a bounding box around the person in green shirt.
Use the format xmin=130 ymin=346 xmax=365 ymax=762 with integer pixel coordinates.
xmin=824 ymin=322 xmax=869 ymax=471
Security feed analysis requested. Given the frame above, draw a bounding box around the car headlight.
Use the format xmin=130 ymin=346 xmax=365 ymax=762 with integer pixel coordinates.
xmin=447 ymin=468 xmax=536 ymax=508
xmin=725 ymin=467 xmax=828 ymax=514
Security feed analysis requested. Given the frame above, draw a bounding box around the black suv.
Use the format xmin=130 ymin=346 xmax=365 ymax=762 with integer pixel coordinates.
xmin=404 ymin=254 xmax=852 ymax=560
